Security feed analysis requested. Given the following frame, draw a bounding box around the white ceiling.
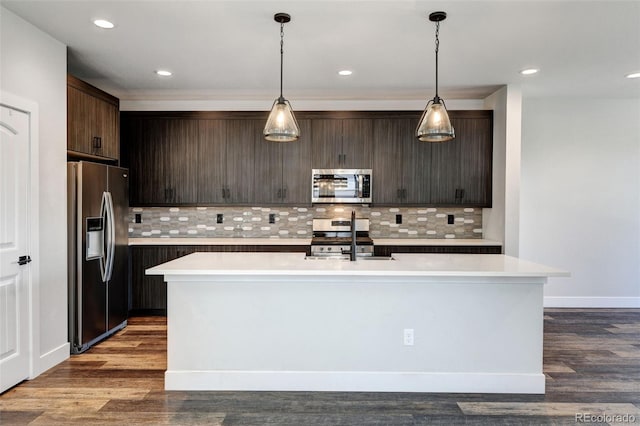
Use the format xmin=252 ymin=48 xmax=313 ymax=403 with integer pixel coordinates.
xmin=3 ymin=0 xmax=640 ymax=102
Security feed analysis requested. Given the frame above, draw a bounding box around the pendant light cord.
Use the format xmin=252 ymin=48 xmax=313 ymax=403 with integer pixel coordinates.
xmin=434 ymin=20 xmax=440 ymax=100
xmin=279 ymin=22 xmax=284 ymax=100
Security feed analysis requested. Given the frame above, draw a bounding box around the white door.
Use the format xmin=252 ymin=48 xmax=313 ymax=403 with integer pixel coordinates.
xmin=0 ymin=105 xmax=31 ymax=393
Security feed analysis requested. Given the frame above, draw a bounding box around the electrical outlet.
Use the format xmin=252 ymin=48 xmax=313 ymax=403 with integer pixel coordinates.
xmin=269 ymin=213 xmax=276 ymax=224
xmin=134 ymin=213 xmax=142 ymax=224
xmin=395 ymin=214 xmax=402 ymax=224
xmin=403 ymin=328 xmax=414 ymax=346
xmin=447 ymin=214 xmax=454 ymax=225
xmin=216 ymin=214 xmax=223 ymax=224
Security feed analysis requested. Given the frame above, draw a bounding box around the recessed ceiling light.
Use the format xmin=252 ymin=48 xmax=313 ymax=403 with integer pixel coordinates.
xmin=93 ymin=19 xmax=114 ymax=29
xmin=625 ymin=72 xmax=640 ymax=79
xmin=520 ymin=68 xmax=539 ymax=75
xmin=155 ymin=70 xmax=172 ymax=77
xmin=338 ymin=70 xmax=353 ymax=76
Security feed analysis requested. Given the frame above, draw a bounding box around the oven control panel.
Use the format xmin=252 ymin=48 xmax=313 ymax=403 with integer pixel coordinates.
xmin=310 ymin=245 xmax=373 ymax=257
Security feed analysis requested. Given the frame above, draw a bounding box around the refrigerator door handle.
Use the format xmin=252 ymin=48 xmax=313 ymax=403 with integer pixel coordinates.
xmin=104 ymin=191 xmax=116 ymax=282
xmin=99 ymin=192 xmax=109 ymax=282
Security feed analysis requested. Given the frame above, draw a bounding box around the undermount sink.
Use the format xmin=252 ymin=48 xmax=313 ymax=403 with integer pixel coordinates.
xmin=304 ymin=256 xmax=395 ymax=261
xmin=359 ymin=256 xmax=395 ymax=261
xmin=305 ymin=256 xmax=349 ymax=261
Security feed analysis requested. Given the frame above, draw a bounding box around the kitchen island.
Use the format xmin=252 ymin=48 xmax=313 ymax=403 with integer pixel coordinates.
xmin=146 ymin=252 xmax=567 ymax=394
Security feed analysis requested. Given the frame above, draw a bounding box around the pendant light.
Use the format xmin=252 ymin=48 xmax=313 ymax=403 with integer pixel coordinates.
xmin=264 ymin=13 xmax=300 ymax=142
xmin=416 ymin=11 xmax=455 ymax=143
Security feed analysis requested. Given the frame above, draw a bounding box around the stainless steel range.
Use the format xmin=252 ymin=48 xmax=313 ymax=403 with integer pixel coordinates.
xmin=310 ymin=215 xmax=374 ymax=258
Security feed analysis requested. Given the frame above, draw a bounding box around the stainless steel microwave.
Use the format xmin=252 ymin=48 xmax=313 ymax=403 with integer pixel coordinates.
xmin=312 ymin=169 xmax=372 ymax=204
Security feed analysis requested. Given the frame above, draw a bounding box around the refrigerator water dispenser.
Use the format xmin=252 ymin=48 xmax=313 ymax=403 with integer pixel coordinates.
xmin=86 ymin=217 xmax=104 ymax=260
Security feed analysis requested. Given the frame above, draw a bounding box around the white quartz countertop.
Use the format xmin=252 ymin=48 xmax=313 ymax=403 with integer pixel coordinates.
xmin=146 ymin=252 xmax=568 ymax=278
xmin=129 ymin=238 xmax=501 ymax=246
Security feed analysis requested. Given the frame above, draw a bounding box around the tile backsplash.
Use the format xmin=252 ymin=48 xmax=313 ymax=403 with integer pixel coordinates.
xmin=129 ymin=206 xmax=483 ymax=239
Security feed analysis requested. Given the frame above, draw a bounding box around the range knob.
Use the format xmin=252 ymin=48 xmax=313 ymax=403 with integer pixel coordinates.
xmin=319 ymin=247 xmax=324 ymax=251
xmin=328 ymin=247 xmax=332 ymax=251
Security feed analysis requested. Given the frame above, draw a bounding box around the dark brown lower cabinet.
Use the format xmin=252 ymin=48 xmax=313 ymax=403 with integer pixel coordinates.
xmin=374 ymin=245 xmax=502 ymax=257
xmin=129 ymin=245 xmax=310 ymax=315
xmin=130 ymin=244 xmax=500 ymax=315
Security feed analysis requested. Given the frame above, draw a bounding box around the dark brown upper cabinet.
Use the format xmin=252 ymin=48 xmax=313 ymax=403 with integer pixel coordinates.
xmin=429 ymin=113 xmax=493 ymax=206
xmin=372 ymin=110 xmax=492 ymax=206
xmin=253 ymin=119 xmax=312 ymax=205
xmin=122 ymin=117 xmax=199 ymax=205
xmin=121 ymin=110 xmax=492 ymax=207
xmin=221 ymin=119 xmax=260 ymax=204
xmin=311 ymin=118 xmax=373 ymax=169
xmin=67 ymin=74 xmax=119 ymax=161
xmin=197 ymin=119 xmax=227 ymax=204
xmin=373 ymin=116 xmax=431 ymax=204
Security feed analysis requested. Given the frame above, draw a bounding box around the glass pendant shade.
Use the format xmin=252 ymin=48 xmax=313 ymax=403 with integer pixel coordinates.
xmin=264 ymin=97 xmax=300 ymax=142
xmin=416 ymin=98 xmax=455 ymax=142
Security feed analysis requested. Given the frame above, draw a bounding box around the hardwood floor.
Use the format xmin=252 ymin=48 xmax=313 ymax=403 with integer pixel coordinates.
xmin=1 ymin=309 xmax=639 ymax=425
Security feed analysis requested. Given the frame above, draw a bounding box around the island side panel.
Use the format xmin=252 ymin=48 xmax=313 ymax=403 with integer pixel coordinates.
xmin=165 ymin=275 xmax=545 ymax=393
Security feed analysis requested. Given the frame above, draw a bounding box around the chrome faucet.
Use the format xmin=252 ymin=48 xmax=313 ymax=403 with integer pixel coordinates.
xmin=350 ymin=210 xmax=357 ymax=261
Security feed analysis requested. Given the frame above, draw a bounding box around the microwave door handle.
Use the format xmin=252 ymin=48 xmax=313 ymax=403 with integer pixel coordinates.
xmin=358 ymin=174 xmax=364 ymax=198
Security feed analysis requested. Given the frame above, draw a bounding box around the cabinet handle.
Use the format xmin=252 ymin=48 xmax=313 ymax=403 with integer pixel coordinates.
xmin=283 ymin=188 xmax=287 ymax=199
xmin=92 ymin=136 xmax=102 ymax=149
xmin=402 ymin=188 xmax=407 ymax=199
xmin=164 ymin=188 xmax=174 ymax=201
xmin=222 ymin=188 xmax=226 ymax=199
xmin=277 ymin=189 xmax=282 ymax=199
xmin=225 ymin=189 xmax=231 ymax=199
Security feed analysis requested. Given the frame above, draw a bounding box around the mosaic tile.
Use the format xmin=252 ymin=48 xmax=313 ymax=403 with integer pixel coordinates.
xmin=128 ymin=205 xmax=484 ymax=239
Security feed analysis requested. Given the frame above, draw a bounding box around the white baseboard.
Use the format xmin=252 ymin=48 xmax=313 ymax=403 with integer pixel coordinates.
xmin=165 ymin=370 xmax=545 ymax=394
xmin=33 ymin=342 xmax=69 ymax=377
xmin=544 ymin=297 xmax=640 ymax=308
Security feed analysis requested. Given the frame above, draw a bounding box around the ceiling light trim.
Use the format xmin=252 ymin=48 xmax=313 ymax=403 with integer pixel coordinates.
xmin=93 ymin=19 xmax=114 ymax=29
xmin=520 ymin=68 xmax=540 ymax=75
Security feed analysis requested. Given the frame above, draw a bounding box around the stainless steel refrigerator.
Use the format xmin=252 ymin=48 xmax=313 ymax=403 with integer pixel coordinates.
xmin=67 ymin=161 xmax=129 ymax=354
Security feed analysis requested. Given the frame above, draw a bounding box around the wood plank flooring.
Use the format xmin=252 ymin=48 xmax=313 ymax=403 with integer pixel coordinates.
xmin=1 ymin=309 xmax=639 ymax=425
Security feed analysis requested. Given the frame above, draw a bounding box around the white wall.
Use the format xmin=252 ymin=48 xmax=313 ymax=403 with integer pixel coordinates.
xmin=0 ymin=7 xmax=69 ymax=373
xmin=521 ymin=98 xmax=640 ymax=307
xmin=483 ymin=85 xmax=522 ymax=256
